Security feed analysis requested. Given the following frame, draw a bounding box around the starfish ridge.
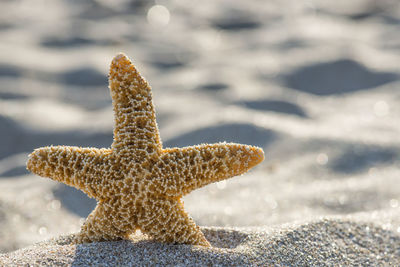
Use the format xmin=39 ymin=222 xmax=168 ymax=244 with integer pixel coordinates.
xmin=26 ymin=53 xmax=264 ymax=247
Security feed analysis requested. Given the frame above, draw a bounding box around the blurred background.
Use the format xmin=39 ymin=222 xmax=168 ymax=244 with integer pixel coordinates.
xmin=0 ymin=0 xmax=399 ymax=253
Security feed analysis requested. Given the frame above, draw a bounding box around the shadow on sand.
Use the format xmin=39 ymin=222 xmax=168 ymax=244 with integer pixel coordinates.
xmin=164 ymin=122 xmax=278 ymax=149
xmin=282 ymin=59 xmax=398 ymax=95
xmin=236 ymin=99 xmax=308 ymax=118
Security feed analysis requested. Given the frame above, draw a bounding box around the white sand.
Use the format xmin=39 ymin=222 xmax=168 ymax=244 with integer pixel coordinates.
xmin=0 ymin=0 xmax=400 ymax=265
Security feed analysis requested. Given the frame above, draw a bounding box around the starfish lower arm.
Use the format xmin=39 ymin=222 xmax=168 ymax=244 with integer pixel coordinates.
xmin=76 ymin=203 xmax=131 ymax=243
xmin=139 ymin=198 xmax=210 ymax=247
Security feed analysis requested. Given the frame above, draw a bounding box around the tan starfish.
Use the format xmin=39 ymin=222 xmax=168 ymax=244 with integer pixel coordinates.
xmin=26 ymin=53 xmax=264 ymax=247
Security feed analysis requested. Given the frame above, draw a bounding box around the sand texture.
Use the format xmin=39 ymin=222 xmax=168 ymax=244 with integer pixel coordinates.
xmin=2 ymin=217 xmax=400 ymax=266
xmin=0 ymin=0 xmax=400 ymax=265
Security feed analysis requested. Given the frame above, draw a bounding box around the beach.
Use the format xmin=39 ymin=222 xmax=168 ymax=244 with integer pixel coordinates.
xmin=0 ymin=0 xmax=399 ymax=265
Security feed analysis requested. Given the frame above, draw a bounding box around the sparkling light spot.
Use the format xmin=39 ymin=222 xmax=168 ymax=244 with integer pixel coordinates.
xmin=50 ymin=199 xmax=61 ymax=210
xmin=264 ymin=196 xmax=278 ymax=209
xmin=12 ymin=215 xmax=20 ymax=223
xmin=79 ymin=218 xmax=86 ymax=225
xmin=44 ymin=193 xmax=54 ymax=201
xmin=224 ymin=206 xmax=233 ymax=215
xmin=17 ymin=197 xmax=25 ymax=206
xmin=316 ymin=153 xmax=328 ymax=165
xmin=368 ymin=167 xmax=378 ymax=176
xmin=39 ymin=226 xmax=47 ymax=235
xmin=147 ymin=5 xmax=170 ymax=27
xmin=201 ymin=30 xmax=222 ymax=50
xmin=239 ymin=189 xmax=250 ymax=198
xmin=29 ymin=225 xmax=37 ymax=232
xmin=373 ymin=100 xmax=389 ymax=117
xmin=338 ymin=195 xmax=347 ymax=205
xmin=216 ymin=180 xmax=226 ymax=190
xmin=382 ymin=223 xmax=392 ymax=230
xmin=390 ymin=199 xmax=399 ymax=208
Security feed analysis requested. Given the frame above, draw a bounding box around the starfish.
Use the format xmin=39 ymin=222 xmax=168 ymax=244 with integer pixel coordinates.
xmin=26 ymin=53 xmax=264 ymax=247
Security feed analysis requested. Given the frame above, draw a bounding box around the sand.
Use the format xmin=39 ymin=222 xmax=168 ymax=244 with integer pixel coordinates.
xmin=2 ymin=216 xmax=400 ymax=266
xmin=0 ymin=0 xmax=400 ymax=265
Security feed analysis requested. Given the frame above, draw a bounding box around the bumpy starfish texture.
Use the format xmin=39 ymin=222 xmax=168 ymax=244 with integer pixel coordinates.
xmin=26 ymin=53 xmax=264 ymax=247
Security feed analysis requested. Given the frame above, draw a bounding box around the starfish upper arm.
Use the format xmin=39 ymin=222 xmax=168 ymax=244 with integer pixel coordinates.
xmin=158 ymin=143 xmax=264 ymax=196
xmin=109 ymin=54 xmax=162 ymax=156
xmin=27 ymin=146 xmax=111 ymax=199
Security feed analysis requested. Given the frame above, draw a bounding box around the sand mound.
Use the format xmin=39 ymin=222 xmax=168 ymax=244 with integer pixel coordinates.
xmin=1 ymin=218 xmax=399 ymax=266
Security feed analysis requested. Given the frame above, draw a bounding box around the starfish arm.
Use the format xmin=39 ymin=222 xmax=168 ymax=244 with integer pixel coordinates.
xmin=158 ymin=143 xmax=264 ymax=196
xmin=139 ymin=198 xmax=210 ymax=246
xmin=27 ymin=146 xmax=110 ymax=199
xmin=109 ymin=53 xmax=162 ymax=157
xmin=76 ymin=202 xmax=130 ymax=243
